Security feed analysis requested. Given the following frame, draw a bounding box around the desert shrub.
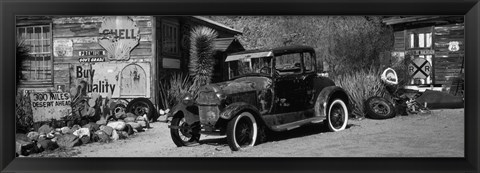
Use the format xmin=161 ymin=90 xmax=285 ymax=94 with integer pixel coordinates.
xmin=332 ymin=68 xmax=388 ymax=118
xmin=158 ymin=72 xmax=199 ymax=110
xmin=16 ymin=90 xmax=33 ymax=133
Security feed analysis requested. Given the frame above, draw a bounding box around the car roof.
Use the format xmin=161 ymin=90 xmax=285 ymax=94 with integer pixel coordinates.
xmin=225 ymin=45 xmax=315 ymax=62
xmin=230 ymin=45 xmax=314 ymax=56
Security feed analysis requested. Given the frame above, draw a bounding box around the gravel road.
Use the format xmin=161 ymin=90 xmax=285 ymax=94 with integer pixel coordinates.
xmin=34 ymin=108 xmax=464 ymax=157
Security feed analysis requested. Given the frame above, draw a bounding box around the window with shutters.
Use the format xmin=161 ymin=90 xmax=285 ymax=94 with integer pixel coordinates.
xmin=408 ymin=32 xmax=432 ymax=49
xmin=17 ymin=25 xmax=53 ymax=86
xmin=161 ymin=19 xmax=180 ymax=56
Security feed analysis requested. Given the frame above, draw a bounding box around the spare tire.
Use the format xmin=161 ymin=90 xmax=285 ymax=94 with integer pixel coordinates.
xmin=126 ymin=98 xmax=156 ymax=121
xmin=364 ymin=96 xmax=395 ymax=119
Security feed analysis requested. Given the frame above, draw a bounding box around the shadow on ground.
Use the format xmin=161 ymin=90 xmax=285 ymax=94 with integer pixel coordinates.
xmin=198 ymin=122 xmax=357 ymax=146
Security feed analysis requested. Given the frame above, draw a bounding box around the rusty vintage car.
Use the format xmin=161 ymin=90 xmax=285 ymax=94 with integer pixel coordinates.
xmin=168 ymin=45 xmax=350 ymax=151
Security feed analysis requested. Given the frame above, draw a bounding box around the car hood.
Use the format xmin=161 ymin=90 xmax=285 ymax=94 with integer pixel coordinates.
xmin=202 ymin=76 xmax=273 ymax=95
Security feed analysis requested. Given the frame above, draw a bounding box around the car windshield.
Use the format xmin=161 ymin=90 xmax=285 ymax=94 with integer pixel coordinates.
xmin=228 ymin=56 xmax=273 ymax=79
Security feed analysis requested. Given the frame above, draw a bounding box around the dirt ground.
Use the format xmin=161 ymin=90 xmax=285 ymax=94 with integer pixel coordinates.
xmin=30 ymin=108 xmax=464 ymax=157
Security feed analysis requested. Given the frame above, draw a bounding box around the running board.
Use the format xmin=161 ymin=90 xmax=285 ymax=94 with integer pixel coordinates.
xmin=271 ymin=116 xmax=325 ymax=131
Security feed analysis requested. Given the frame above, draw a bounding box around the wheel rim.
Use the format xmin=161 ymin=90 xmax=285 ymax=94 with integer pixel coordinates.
xmin=178 ymin=118 xmax=194 ymax=142
xmin=370 ymin=101 xmax=390 ymax=116
xmin=330 ymin=104 xmax=345 ymax=129
xmin=234 ymin=115 xmax=255 ymax=147
xmin=131 ymin=102 xmax=149 ymax=116
xmin=328 ymin=100 xmax=347 ymax=131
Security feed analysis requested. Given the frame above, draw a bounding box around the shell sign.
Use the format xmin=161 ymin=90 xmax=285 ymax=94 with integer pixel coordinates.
xmin=98 ymin=16 xmax=140 ymax=60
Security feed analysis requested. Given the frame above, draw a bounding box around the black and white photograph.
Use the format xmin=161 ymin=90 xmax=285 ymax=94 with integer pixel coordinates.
xmin=14 ymin=15 xmax=465 ymax=157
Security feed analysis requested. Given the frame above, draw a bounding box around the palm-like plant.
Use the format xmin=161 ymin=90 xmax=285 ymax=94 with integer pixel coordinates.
xmin=189 ymin=26 xmax=218 ymax=87
xmin=16 ymin=39 xmax=31 ymax=82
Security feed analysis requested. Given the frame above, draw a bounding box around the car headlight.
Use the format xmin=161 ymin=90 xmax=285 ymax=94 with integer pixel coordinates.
xmin=216 ymin=92 xmax=227 ymax=100
xmin=182 ymin=93 xmax=194 ymax=105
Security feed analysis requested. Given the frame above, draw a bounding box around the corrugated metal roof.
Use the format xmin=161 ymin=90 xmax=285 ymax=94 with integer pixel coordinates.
xmin=225 ymin=51 xmax=273 ymax=62
xmin=214 ymin=37 xmax=242 ymax=51
xmin=192 ymin=16 xmax=243 ymax=35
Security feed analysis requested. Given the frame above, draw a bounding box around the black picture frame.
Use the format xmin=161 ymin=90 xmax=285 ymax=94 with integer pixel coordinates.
xmin=1 ymin=0 xmax=479 ymax=172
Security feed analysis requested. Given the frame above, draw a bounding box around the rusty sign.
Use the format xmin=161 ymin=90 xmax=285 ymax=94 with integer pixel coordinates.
xmin=53 ymin=39 xmax=73 ymax=57
xmin=98 ymin=16 xmax=140 ymax=61
xmin=71 ymin=62 xmax=150 ymax=98
xmin=30 ymin=92 xmax=72 ymax=122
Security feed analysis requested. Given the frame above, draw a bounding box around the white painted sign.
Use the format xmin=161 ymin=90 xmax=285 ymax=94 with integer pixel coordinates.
xmin=30 ymin=92 xmax=72 ymax=122
xmin=72 ymin=62 xmax=150 ymax=98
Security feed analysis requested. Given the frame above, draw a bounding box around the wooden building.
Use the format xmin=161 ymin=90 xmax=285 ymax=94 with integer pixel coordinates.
xmin=16 ymin=16 xmax=243 ymax=120
xmin=382 ymin=16 xmax=464 ymax=94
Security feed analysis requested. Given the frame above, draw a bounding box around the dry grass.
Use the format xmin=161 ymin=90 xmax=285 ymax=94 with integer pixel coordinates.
xmin=333 ymin=68 xmax=388 ymax=118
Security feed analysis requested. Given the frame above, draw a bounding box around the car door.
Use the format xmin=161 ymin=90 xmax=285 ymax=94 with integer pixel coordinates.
xmin=300 ymin=52 xmax=317 ymax=110
xmin=273 ymin=53 xmax=305 ymax=114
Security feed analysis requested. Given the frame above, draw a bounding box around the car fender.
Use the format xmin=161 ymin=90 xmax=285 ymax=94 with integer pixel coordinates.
xmin=167 ymin=103 xmax=200 ymax=125
xmin=220 ymin=102 xmax=261 ymax=121
xmin=315 ymin=86 xmax=350 ymax=117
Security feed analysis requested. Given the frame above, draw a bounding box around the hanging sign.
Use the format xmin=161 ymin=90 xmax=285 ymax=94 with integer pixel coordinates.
xmin=98 ymin=16 xmax=140 ymax=61
xmin=408 ymin=58 xmax=432 ymax=79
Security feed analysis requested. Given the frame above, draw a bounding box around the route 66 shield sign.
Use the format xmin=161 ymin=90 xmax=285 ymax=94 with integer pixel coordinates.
xmin=448 ymin=41 xmax=460 ymax=52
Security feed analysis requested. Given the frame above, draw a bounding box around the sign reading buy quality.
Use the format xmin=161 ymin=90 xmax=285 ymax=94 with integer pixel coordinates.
xmin=98 ymin=16 xmax=140 ymax=61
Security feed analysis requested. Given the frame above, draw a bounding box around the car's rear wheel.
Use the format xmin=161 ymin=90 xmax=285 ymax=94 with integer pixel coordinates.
xmin=326 ymin=99 xmax=348 ymax=132
xmin=126 ymin=98 xmax=156 ymax=121
xmin=226 ymin=112 xmax=258 ymax=151
xmin=170 ymin=115 xmax=200 ymax=147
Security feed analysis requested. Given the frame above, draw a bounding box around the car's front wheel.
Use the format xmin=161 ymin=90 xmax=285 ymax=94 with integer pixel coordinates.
xmin=170 ymin=115 xmax=200 ymax=147
xmin=226 ymin=112 xmax=258 ymax=151
xmin=326 ymin=99 xmax=348 ymax=132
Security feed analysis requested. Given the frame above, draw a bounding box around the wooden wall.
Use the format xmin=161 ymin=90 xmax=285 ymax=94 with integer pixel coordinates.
xmin=393 ymin=30 xmax=406 ymax=51
xmin=51 ymin=16 xmax=155 ymax=100
xmin=389 ymin=23 xmax=464 ymax=87
xmin=433 ymin=24 xmax=464 ymax=85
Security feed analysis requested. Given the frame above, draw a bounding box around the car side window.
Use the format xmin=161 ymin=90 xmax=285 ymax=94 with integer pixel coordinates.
xmin=275 ymin=53 xmax=302 ymax=75
xmin=303 ymin=52 xmax=315 ymax=72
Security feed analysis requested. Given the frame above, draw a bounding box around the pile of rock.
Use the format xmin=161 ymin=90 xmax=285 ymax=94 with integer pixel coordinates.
xmin=15 ymin=114 xmax=151 ymax=157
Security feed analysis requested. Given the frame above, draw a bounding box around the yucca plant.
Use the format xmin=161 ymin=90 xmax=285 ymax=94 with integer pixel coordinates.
xmin=16 ymin=39 xmax=30 ymax=82
xmin=333 ymin=68 xmax=388 ymax=118
xmin=158 ymin=72 xmax=200 ymax=110
xmin=189 ymin=26 xmax=218 ymax=87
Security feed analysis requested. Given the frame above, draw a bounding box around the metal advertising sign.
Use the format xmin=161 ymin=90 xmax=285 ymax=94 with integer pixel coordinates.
xmin=53 ymin=39 xmax=73 ymax=57
xmin=71 ymin=62 xmax=150 ymax=98
xmin=98 ymin=16 xmax=140 ymax=61
xmin=408 ymin=58 xmax=432 ymax=79
xmin=29 ymin=92 xmax=72 ymax=122
xmin=448 ymin=41 xmax=460 ymax=52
